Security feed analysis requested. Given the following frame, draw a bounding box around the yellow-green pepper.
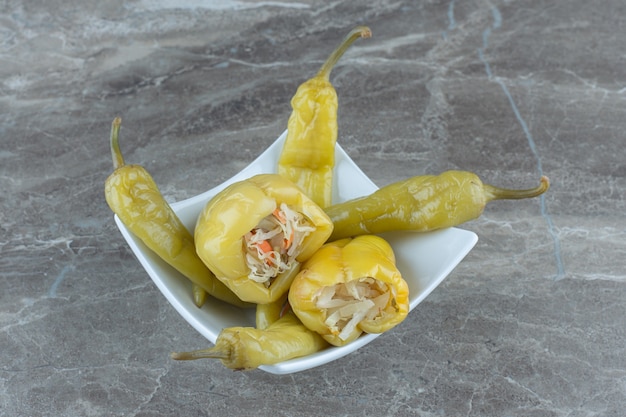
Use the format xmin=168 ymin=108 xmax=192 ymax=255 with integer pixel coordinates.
xmin=255 ymin=292 xmax=290 ymax=330
xmin=194 ymin=173 xmax=333 ymax=304
xmin=191 ymin=284 xmax=208 ymax=308
xmin=288 ymin=235 xmax=410 ymax=347
xmin=104 ymin=117 xmax=249 ymax=308
xmin=278 ymin=26 xmax=371 ymax=208
xmin=170 ymin=310 xmax=329 ymax=370
xmin=325 ymin=171 xmax=550 ymax=241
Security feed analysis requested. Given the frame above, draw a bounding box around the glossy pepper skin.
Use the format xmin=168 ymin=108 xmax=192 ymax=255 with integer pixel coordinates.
xmin=255 ymin=292 xmax=289 ymax=330
xmin=194 ymin=173 xmax=334 ymax=304
xmin=278 ymin=26 xmax=371 ymax=208
xmin=170 ymin=311 xmax=329 ymax=370
xmin=104 ymin=117 xmax=249 ymax=309
xmin=288 ymin=235 xmax=410 ymax=347
xmin=325 ymin=170 xmax=550 ymax=241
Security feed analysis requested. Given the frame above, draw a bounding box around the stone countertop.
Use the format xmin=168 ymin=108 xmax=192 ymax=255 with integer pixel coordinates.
xmin=2 ymin=1 xmax=625 ymax=416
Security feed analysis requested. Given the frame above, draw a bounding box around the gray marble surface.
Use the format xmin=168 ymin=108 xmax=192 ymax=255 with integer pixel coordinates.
xmin=2 ymin=0 xmax=625 ymax=416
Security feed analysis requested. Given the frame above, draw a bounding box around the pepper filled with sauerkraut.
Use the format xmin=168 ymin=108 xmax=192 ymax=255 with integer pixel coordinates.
xmin=244 ymin=203 xmax=315 ymax=285
xmin=194 ymin=174 xmax=333 ymax=304
xmin=288 ymin=235 xmax=410 ymax=346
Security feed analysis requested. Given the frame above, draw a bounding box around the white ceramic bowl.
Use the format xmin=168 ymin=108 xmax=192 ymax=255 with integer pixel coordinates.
xmin=113 ymin=130 xmax=478 ymax=374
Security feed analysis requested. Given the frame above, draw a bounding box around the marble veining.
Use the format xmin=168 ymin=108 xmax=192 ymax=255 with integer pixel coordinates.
xmin=1 ymin=0 xmax=625 ymax=416
xmin=470 ymin=3 xmax=564 ymax=280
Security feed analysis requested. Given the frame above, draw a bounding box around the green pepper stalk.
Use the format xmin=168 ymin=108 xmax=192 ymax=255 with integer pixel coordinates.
xmin=278 ymin=26 xmax=372 ymax=208
xmin=104 ymin=117 xmax=250 ymax=308
xmin=170 ymin=311 xmax=329 ymax=370
xmin=324 ymin=170 xmax=550 ymax=241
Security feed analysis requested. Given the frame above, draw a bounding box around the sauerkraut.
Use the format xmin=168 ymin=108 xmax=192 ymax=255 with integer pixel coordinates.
xmin=314 ymin=277 xmax=394 ymax=341
xmin=244 ymin=203 xmax=315 ymax=285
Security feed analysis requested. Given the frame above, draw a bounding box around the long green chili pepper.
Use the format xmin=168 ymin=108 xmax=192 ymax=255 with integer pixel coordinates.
xmin=104 ymin=117 xmax=250 ymax=309
xmin=170 ymin=311 xmax=329 ymax=370
xmin=277 ymin=26 xmax=371 ymax=208
xmin=324 ymin=170 xmax=550 ymax=241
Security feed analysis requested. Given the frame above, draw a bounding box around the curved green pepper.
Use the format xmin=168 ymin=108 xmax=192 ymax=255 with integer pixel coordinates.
xmin=171 ymin=310 xmax=328 ymax=370
xmin=278 ymin=26 xmax=371 ymax=208
xmin=324 ymin=171 xmax=550 ymax=241
xmin=104 ymin=117 xmax=250 ymax=308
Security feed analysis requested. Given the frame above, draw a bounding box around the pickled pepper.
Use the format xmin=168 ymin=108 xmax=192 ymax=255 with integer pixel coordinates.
xmin=104 ymin=117 xmax=249 ymax=308
xmin=324 ymin=171 xmax=550 ymax=241
xmin=278 ymin=26 xmax=371 ymax=208
xmin=255 ymin=292 xmax=289 ymax=330
xmin=170 ymin=311 xmax=329 ymax=370
xmin=194 ymin=173 xmax=333 ymax=304
xmin=289 ymin=235 xmax=409 ymax=346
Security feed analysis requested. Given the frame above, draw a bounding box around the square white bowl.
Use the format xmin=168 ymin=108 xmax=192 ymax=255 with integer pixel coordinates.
xmin=113 ymin=130 xmax=478 ymax=374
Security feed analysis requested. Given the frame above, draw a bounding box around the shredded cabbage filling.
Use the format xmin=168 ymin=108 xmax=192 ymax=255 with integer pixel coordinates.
xmin=314 ymin=278 xmax=396 ymax=341
xmin=244 ymin=203 xmax=315 ymax=286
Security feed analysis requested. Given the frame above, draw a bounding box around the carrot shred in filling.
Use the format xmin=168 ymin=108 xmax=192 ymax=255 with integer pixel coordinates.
xmin=314 ymin=278 xmax=395 ymax=341
xmin=244 ymin=203 xmax=315 ymax=285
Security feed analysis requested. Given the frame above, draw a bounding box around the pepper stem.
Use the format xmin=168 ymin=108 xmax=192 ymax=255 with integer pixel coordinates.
xmin=483 ymin=176 xmax=550 ymax=202
xmin=170 ymin=347 xmax=230 ymax=361
xmin=110 ymin=116 xmax=125 ymax=170
xmin=316 ymin=25 xmax=371 ymax=80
